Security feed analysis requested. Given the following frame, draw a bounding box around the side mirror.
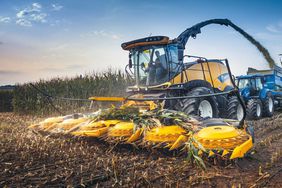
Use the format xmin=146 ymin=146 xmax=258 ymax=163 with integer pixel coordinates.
xmin=129 ymin=53 xmax=132 ymax=68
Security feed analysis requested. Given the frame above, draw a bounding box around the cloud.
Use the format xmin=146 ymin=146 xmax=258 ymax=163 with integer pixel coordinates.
xmin=255 ymin=32 xmax=282 ymax=43
xmin=39 ymin=67 xmax=63 ymax=72
xmin=30 ymin=13 xmax=47 ymax=23
xmin=49 ymin=43 xmax=69 ymax=51
xmin=16 ymin=3 xmax=42 ymax=18
xmin=39 ymin=64 xmax=82 ymax=73
xmin=51 ymin=4 xmax=63 ymax=11
xmin=0 ymin=16 xmax=11 ymax=23
xmin=266 ymin=25 xmax=280 ymax=33
xmin=16 ymin=2 xmax=47 ymax=27
xmin=32 ymin=3 xmax=42 ymax=10
xmin=16 ymin=18 xmax=32 ymax=27
xmin=265 ymin=21 xmax=282 ymax=34
xmin=95 ymin=30 xmax=121 ymax=40
xmin=66 ymin=64 xmax=83 ymax=70
xmin=81 ymin=30 xmax=122 ymax=40
xmin=49 ymin=19 xmax=71 ymax=27
xmin=4 ymin=3 xmax=66 ymax=27
xmin=111 ymin=34 xmax=120 ymax=40
xmin=258 ymin=22 xmax=282 ymax=40
xmin=0 ymin=70 xmax=22 ymax=75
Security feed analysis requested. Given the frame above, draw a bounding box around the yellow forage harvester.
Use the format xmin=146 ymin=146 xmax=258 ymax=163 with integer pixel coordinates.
xmin=29 ymin=19 xmax=260 ymax=164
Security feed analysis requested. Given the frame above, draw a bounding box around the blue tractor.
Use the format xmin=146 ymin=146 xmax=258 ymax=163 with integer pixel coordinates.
xmin=236 ymin=65 xmax=282 ymax=120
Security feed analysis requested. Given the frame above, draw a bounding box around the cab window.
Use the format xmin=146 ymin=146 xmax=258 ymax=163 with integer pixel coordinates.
xmin=255 ymin=78 xmax=263 ymax=90
xmin=167 ymin=44 xmax=180 ymax=78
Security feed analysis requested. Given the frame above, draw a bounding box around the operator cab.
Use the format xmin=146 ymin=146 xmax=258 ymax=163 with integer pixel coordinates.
xmin=237 ymin=75 xmax=264 ymax=95
xmin=122 ymin=36 xmax=182 ymax=87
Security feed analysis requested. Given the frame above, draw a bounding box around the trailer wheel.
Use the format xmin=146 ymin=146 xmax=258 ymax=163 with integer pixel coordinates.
xmin=226 ymin=95 xmax=244 ymax=121
xmin=246 ymin=99 xmax=262 ymax=120
xmin=262 ymin=93 xmax=274 ymax=117
xmin=175 ymin=87 xmax=219 ymax=118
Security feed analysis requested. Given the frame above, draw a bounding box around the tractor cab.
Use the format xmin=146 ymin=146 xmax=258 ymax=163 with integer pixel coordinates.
xmin=122 ymin=36 xmax=183 ymax=88
xmin=122 ymin=36 xmax=234 ymax=94
xmin=237 ymin=75 xmax=264 ymax=98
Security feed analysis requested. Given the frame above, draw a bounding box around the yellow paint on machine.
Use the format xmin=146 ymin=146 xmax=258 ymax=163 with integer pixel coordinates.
xmin=127 ymin=128 xmax=144 ymax=142
xmin=72 ymin=127 xmax=109 ymax=137
xmin=144 ymin=126 xmax=186 ymax=143
xmin=230 ymin=137 xmax=253 ymax=159
xmin=56 ymin=118 xmax=88 ymax=131
xmin=194 ymin=125 xmax=250 ymax=150
xmin=108 ymin=122 xmax=134 ymax=137
xmin=170 ymin=62 xmax=232 ymax=91
xmin=71 ymin=120 xmax=121 ymax=137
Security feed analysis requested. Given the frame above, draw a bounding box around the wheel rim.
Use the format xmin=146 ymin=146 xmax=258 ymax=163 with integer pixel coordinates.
xmin=237 ymin=104 xmax=244 ymax=121
xmin=256 ymin=103 xmax=261 ymax=117
xmin=268 ymin=98 xmax=273 ymax=113
xmin=198 ymin=100 xmax=213 ymax=118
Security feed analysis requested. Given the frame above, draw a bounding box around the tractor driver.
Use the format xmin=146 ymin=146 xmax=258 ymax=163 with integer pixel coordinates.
xmin=154 ymin=50 xmax=168 ymax=82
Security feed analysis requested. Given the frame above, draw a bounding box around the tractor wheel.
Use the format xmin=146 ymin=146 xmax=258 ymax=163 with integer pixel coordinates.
xmin=246 ymin=99 xmax=262 ymax=120
xmin=175 ymin=87 xmax=219 ymax=118
xmin=262 ymin=93 xmax=274 ymax=117
xmin=226 ymin=95 xmax=244 ymax=121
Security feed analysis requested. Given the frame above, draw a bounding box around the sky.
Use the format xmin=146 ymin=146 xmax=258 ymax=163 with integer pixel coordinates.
xmin=0 ymin=0 xmax=282 ymax=85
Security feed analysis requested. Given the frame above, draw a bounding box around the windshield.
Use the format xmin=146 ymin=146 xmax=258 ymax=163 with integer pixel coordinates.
xmin=131 ymin=46 xmax=169 ymax=86
xmin=238 ymin=78 xmax=255 ymax=89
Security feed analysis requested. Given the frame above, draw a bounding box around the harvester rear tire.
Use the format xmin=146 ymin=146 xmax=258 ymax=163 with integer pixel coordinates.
xmin=176 ymin=87 xmax=219 ymax=118
xmin=226 ymin=95 xmax=244 ymax=121
xmin=262 ymin=93 xmax=274 ymax=117
xmin=246 ymin=99 xmax=262 ymax=120
xmin=216 ymin=95 xmax=228 ymax=118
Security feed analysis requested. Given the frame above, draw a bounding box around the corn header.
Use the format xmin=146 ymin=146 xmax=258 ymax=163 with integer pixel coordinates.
xmin=29 ymin=104 xmax=253 ymax=160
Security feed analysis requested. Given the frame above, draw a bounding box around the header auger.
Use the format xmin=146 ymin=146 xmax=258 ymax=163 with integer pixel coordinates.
xmin=29 ymin=19 xmax=258 ymax=162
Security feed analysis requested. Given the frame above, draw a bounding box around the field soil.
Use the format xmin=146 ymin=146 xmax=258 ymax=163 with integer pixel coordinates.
xmin=0 ymin=112 xmax=281 ymax=187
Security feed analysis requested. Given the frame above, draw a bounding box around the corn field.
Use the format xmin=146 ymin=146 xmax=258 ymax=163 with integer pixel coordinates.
xmin=12 ymin=70 xmax=132 ymax=115
xmin=1 ymin=112 xmax=281 ymax=187
xmin=0 ymin=90 xmax=13 ymax=112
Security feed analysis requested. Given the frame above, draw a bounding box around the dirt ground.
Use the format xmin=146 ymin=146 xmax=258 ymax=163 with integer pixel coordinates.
xmin=0 ymin=112 xmax=281 ymax=187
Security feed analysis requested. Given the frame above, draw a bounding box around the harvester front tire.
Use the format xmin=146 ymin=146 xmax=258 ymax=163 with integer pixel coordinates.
xmin=226 ymin=95 xmax=244 ymax=121
xmin=246 ymin=99 xmax=262 ymax=120
xmin=262 ymin=93 xmax=274 ymax=117
xmin=176 ymin=87 xmax=219 ymax=118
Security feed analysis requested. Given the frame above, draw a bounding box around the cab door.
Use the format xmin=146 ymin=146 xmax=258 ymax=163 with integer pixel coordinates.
xmin=166 ymin=44 xmax=181 ymax=81
xmin=255 ymin=77 xmax=264 ymax=96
